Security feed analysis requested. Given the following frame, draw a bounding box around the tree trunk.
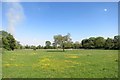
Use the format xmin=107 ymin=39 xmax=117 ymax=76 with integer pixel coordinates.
xmin=63 ymin=44 xmax=65 ymax=52
xmin=63 ymin=48 xmax=64 ymax=52
xmin=11 ymin=48 xmax=14 ymax=51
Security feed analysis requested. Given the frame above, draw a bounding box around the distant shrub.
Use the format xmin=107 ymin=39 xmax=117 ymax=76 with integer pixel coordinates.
xmin=33 ymin=48 xmax=36 ymax=51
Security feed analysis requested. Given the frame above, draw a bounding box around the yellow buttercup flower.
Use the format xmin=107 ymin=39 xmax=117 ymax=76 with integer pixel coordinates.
xmin=4 ymin=64 xmax=11 ymax=67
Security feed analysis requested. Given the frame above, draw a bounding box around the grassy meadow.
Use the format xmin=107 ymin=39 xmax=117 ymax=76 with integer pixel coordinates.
xmin=2 ymin=49 xmax=118 ymax=78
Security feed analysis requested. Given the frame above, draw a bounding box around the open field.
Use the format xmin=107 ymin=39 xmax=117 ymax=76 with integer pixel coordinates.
xmin=2 ymin=49 xmax=118 ymax=78
xmin=0 ymin=48 xmax=2 ymax=79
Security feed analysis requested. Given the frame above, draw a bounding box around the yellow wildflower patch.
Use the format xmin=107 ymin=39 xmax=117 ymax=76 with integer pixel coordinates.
xmin=64 ymin=60 xmax=73 ymax=63
xmin=33 ymin=53 xmax=36 ymax=54
xmin=40 ymin=58 xmax=50 ymax=62
xmin=32 ymin=58 xmax=52 ymax=69
xmin=41 ymin=63 xmax=50 ymax=69
xmin=33 ymin=57 xmax=80 ymax=71
xmin=64 ymin=60 xmax=79 ymax=64
xmin=4 ymin=64 xmax=11 ymax=67
xmin=65 ymin=55 xmax=79 ymax=58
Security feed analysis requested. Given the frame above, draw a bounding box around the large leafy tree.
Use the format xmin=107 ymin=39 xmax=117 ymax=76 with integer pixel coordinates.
xmin=53 ymin=33 xmax=72 ymax=51
xmin=81 ymin=37 xmax=95 ymax=49
xmin=1 ymin=31 xmax=16 ymax=50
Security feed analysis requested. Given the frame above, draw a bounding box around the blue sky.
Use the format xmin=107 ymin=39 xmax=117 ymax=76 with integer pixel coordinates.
xmin=2 ymin=2 xmax=118 ymax=46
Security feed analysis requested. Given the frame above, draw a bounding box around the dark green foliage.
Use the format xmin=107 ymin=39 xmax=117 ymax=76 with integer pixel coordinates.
xmin=30 ymin=45 xmax=36 ymax=50
xmin=33 ymin=47 xmax=36 ymax=51
xmin=82 ymin=37 xmax=95 ymax=49
xmin=16 ymin=41 xmax=23 ymax=49
xmin=24 ymin=45 xmax=30 ymax=49
xmin=52 ymin=43 xmax=57 ymax=49
xmin=81 ymin=36 xmax=119 ymax=50
xmin=36 ymin=45 xmax=41 ymax=49
xmin=45 ymin=41 xmax=51 ymax=49
xmin=1 ymin=31 xmax=17 ymax=50
xmin=24 ymin=45 xmax=38 ymax=50
xmin=94 ymin=37 xmax=105 ymax=49
xmin=104 ymin=38 xmax=114 ymax=49
xmin=82 ymin=39 xmax=90 ymax=49
xmin=52 ymin=34 xmax=119 ymax=50
xmin=113 ymin=35 xmax=120 ymax=49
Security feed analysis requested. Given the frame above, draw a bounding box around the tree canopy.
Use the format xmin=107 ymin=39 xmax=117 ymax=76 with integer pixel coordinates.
xmin=53 ymin=33 xmax=72 ymax=51
xmin=1 ymin=31 xmax=16 ymax=50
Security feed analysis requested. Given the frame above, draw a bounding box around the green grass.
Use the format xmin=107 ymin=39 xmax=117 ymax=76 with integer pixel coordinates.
xmin=2 ymin=49 xmax=118 ymax=78
xmin=0 ymin=48 xmax=2 ymax=79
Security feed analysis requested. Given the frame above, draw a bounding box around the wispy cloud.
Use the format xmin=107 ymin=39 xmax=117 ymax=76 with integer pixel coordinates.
xmin=6 ymin=2 xmax=25 ymax=35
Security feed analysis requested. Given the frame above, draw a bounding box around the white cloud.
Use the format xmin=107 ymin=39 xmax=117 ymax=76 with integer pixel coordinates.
xmin=6 ymin=2 xmax=25 ymax=35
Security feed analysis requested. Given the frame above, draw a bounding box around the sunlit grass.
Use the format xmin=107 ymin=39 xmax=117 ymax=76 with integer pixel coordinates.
xmin=2 ymin=49 xmax=118 ymax=78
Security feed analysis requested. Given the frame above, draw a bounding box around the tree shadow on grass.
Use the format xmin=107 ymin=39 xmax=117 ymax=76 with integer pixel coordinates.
xmin=46 ymin=50 xmax=66 ymax=52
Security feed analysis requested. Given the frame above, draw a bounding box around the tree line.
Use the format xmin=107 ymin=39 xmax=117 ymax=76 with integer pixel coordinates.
xmin=45 ymin=33 xmax=120 ymax=51
xmin=0 ymin=31 xmax=120 ymax=51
